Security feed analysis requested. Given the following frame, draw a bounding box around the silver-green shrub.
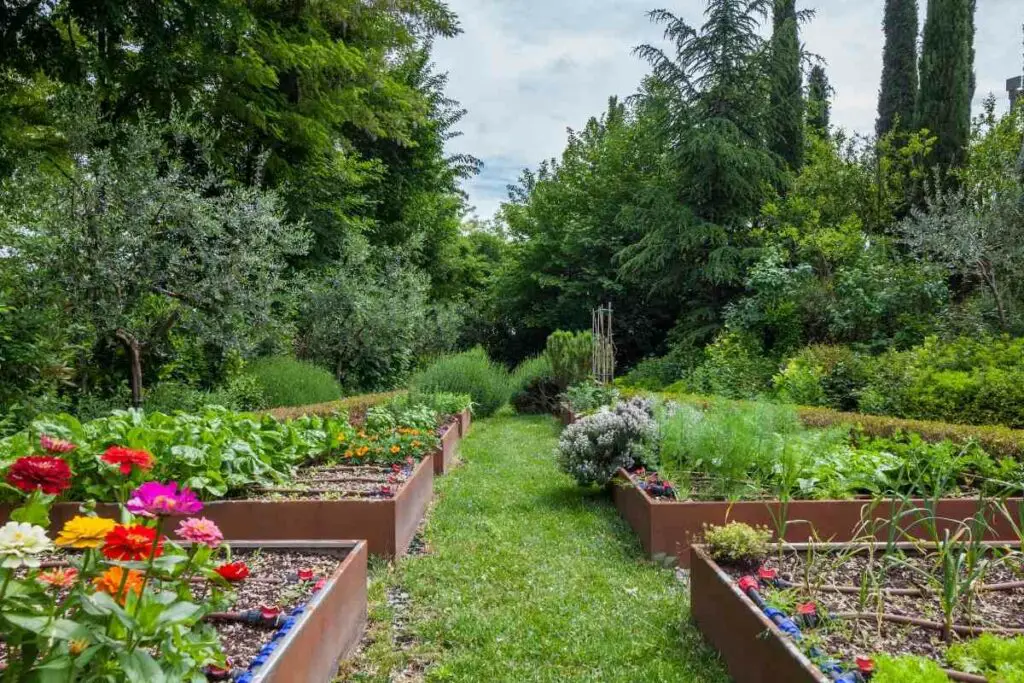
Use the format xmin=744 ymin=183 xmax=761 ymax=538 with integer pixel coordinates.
xmin=556 ymin=399 xmax=657 ymax=486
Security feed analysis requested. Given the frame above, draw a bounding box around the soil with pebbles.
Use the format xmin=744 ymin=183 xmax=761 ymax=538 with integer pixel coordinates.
xmin=249 ymin=463 xmax=411 ymax=500
xmin=199 ymin=549 xmax=348 ymax=671
xmin=719 ymin=547 xmax=1024 ymax=663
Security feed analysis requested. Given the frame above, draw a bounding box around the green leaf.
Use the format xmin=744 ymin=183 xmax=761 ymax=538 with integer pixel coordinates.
xmin=10 ymin=494 xmax=52 ymax=527
xmin=154 ymin=601 xmax=202 ymax=628
xmin=2 ymin=613 xmax=88 ymax=640
xmin=117 ymin=649 xmax=166 ymax=683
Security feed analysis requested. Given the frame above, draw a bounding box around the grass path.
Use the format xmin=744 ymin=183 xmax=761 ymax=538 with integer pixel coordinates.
xmin=339 ymin=415 xmax=729 ymax=682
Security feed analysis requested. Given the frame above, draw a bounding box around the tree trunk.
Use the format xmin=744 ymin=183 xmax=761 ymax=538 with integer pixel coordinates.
xmin=978 ymin=260 xmax=1009 ymax=331
xmin=115 ymin=329 xmax=144 ymax=409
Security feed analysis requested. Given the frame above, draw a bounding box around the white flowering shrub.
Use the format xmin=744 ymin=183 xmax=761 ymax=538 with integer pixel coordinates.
xmin=556 ymin=398 xmax=658 ymax=486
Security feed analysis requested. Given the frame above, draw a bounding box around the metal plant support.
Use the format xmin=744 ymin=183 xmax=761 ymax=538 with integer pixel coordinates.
xmin=592 ymin=304 xmax=615 ymax=384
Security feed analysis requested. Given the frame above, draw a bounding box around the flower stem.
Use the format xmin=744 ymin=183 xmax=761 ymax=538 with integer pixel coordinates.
xmin=0 ymin=569 xmax=11 ymax=601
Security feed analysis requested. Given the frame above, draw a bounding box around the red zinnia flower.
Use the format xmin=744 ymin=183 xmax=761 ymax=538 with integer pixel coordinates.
xmin=102 ymin=524 xmax=164 ymax=561
xmin=101 ymin=446 xmax=154 ymax=476
xmin=5 ymin=456 xmax=72 ymax=494
xmin=215 ymin=561 xmax=250 ymax=582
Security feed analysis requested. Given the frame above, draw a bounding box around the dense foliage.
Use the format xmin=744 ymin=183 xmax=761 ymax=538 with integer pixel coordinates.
xmin=0 ymin=0 xmax=479 ymax=423
xmin=472 ymin=0 xmax=1023 ymax=433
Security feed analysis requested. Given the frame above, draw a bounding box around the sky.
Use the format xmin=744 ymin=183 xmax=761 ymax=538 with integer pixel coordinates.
xmin=432 ymin=0 xmax=1024 ymax=220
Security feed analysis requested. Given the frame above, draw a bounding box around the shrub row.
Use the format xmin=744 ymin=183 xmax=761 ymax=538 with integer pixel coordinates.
xmin=633 ymin=390 xmax=1024 ymax=460
xmin=621 ymin=334 xmax=1024 ymax=430
xmin=264 ymin=391 xmax=405 ymax=421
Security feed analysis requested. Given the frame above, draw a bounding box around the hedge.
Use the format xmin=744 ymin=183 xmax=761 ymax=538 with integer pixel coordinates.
xmin=263 ymin=390 xmax=406 ymax=421
xmin=629 ymin=390 xmax=1024 ymax=460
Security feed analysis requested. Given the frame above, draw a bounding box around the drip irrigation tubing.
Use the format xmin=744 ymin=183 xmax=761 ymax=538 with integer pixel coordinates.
xmin=777 ymin=578 xmax=1024 ymax=596
xmin=830 ymin=612 xmax=1024 ymax=636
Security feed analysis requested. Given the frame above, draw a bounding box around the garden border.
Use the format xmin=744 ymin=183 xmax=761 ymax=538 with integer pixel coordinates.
xmin=235 ymin=540 xmax=369 ymax=683
xmin=457 ymin=408 xmax=472 ymax=437
xmin=0 ymin=456 xmax=434 ymax=558
xmin=432 ymin=420 xmax=460 ymax=475
xmin=690 ymin=544 xmax=823 ymax=683
xmin=611 ymin=469 xmax=1023 ymax=567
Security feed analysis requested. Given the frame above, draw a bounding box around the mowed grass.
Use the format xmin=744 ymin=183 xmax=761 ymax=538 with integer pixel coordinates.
xmin=339 ymin=415 xmax=729 ymax=682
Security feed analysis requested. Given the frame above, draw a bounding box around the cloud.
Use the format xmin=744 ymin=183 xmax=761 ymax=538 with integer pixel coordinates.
xmin=434 ymin=0 xmax=1024 ymax=220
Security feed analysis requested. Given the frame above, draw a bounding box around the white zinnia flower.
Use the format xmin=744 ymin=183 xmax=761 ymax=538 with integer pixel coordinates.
xmin=0 ymin=521 xmax=53 ymax=568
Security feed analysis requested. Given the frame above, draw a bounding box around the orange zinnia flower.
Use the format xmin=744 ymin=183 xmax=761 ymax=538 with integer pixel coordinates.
xmin=93 ymin=567 xmax=145 ymax=604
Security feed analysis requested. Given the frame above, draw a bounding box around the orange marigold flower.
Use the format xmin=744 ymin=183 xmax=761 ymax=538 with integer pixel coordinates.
xmin=389 ymin=445 xmax=401 ymax=454
xmin=93 ymin=566 xmax=145 ymax=605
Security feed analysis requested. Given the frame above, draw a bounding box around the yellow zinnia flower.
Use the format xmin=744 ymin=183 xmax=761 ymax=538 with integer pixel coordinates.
xmin=55 ymin=516 xmax=117 ymax=549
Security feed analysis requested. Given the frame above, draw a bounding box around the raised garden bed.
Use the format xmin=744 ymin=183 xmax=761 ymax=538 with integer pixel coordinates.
xmin=209 ymin=541 xmax=368 ymax=683
xmin=612 ymin=468 xmax=1023 ymax=567
xmin=433 ymin=419 xmax=460 ymax=475
xmin=690 ymin=542 xmax=1024 ymax=683
xmin=0 ymin=456 xmax=434 ymax=558
xmin=457 ymin=407 xmax=472 ymax=437
xmin=558 ymin=406 xmax=579 ymax=427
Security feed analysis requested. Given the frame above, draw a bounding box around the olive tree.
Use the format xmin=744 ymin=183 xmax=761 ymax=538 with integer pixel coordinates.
xmin=1 ymin=112 xmax=309 ymax=406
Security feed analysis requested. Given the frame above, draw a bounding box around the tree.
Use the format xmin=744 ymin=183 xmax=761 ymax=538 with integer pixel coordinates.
xmin=1 ymin=110 xmax=309 ymax=406
xmin=297 ymin=253 xmax=461 ymax=391
xmin=768 ymin=0 xmax=805 ymax=171
xmin=876 ymin=0 xmax=919 ymax=138
xmin=620 ymin=1 xmax=782 ymax=344
xmin=902 ymin=105 xmax=1024 ymax=330
xmin=917 ymin=0 xmax=976 ymax=173
xmin=806 ymin=64 xmax=832 ymax=137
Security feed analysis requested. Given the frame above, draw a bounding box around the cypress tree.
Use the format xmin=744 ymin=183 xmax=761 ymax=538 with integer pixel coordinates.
xmin=806 ymin=65 xmax=831 ymax=137
xmin=876 ymin=0 xmax=919 ymax=138
xmin=917 ymin=0 xmax=976 ymax=171
xmin=768 ymin=0 xmax=804 ymax=171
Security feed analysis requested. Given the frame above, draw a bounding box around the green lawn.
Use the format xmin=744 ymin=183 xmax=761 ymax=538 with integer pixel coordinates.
xmin=339 ymin=415 xmax=729 ymax=682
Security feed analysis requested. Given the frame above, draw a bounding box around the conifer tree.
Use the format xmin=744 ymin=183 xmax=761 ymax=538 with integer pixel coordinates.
xmin=876 ymin=0 xmax=919 ymax=138
xmin=806 ymin=65 xmax=831 ymax=137
xmin=768 ymin=0 xmax=804 ymax=171
xmin=917 ymin=0 xmax=976 ymax=172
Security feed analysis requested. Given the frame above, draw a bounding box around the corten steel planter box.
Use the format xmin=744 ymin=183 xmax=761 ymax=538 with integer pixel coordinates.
xmin=432 ymin=421 xmax=460 ymax=475
xmin=232 ymin=540 xmax=369 ymax=683
xmin=558 ymin=407 xmax=579 ymax=427
xmin=690 ymin=544 xmax=825 ymax=683
xmin=1 ymin=457 xmax=434 ymax=559
xmin=457 ymin=408 xmax=472 ymax=437
xmin=612 ymin=469 xmax=1023 ymax=568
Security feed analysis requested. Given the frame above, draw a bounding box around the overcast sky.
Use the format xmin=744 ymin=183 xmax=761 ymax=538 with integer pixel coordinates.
xmin=432 ymin=0 xmax=1024 ymax=220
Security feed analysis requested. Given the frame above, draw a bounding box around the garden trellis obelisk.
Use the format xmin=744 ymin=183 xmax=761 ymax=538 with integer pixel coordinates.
xmin=592 ymin=303 xmax=615 ymax=384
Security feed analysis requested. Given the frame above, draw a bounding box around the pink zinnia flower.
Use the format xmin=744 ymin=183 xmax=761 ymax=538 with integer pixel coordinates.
xmin=126 ymin=481 xmax=202 ymax=517
xmin=176 ymin=517 xmax=223 ymax=548
xmin=40 ymin=435 xmax=76 ymax=454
